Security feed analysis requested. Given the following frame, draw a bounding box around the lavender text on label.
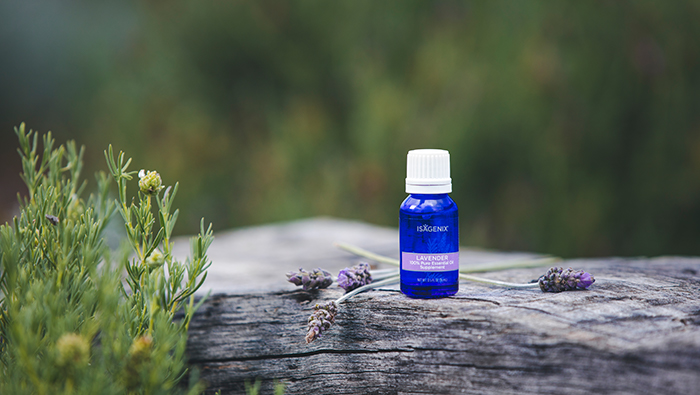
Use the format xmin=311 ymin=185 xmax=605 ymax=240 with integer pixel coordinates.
xmin=401 ymin=252 xmax=459 ymax=272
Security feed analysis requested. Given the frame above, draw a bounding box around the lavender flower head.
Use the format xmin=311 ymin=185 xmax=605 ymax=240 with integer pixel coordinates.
xmin=286 ymin=267 xmax=333 ymax=291
xmin=306 ymin=301 xmax=338 ymax=344
xmin=538 ymin=267 xmax=595 ymax=292
xmin=337 ymin=262 xmax=373 ymax=292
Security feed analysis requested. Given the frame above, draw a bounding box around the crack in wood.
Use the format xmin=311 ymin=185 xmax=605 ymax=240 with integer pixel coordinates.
xmin=455 ymin=297 xmax=502 ymax=305
xmin=189 ymin=347 xmax=416 ymax=365
xmin=502 ymin=305 xmax=572 ymax=320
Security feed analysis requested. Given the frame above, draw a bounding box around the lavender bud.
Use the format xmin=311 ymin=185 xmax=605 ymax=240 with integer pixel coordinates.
xmin=538 ymin=267 xmax=595 ymax=292
xmin=306 ymin=301 xmax=338 ymax=344
xmin=337 ymin=262 xmax=373 ymax=292
xmin=286 ymin=267 xmax=333 ymax=291
xmin=286 ymin=270 xmax=304 ymax=286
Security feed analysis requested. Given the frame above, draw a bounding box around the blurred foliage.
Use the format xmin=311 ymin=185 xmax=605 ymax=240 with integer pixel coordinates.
xmin=0 ymin=126 xmax=206 ymax=394
xmin=2 ymin=0 xmax=700 ymax=257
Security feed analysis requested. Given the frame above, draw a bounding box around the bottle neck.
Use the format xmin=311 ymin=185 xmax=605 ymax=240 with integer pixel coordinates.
xmin=408 ymin=193 xmax=450 ymax=199
xmin=405 ymin=183 xmax=452 ymax=194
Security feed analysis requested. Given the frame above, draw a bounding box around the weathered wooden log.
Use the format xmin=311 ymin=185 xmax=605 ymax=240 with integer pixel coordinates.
xmin=183 ymin=218 xmax=700 ymax=394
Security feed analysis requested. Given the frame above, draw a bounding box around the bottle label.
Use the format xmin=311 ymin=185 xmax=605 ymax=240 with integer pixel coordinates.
xmin=401 ymin=252 xmax=459 ymax=272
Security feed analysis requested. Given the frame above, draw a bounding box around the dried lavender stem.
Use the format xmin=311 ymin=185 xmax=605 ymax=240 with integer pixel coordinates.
xmin=334 ymin=242 xmax=560 ymax=274
xmin=335 ymin=275 xmax=400 ymax=304
xmin=360 ymin=268 xmax=396 ymax=282
xmin=459 ymin=257 xmax=562 ymax=273
xmin=458 ymin=273 xmax=539 ymax=288
xmin=369 ymin=268 xmax=399 ymax=276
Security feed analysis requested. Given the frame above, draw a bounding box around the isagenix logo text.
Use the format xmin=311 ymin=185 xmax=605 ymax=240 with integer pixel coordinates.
xmin=417 ymin=224 xmax=449 ymax=232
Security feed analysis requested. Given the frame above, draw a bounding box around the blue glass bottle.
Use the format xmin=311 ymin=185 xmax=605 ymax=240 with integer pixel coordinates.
xmin=400 ymin=150 xmax=459 ymax=298
xmin=400 ymin=194 xmax=459 ymax=298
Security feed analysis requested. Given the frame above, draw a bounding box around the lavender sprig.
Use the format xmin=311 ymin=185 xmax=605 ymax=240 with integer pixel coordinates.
xmin=337 ymin=262 xmax=373 ymax=292
xmin=305 ymin=301 xmax=338 ymax=344
xmin=305 ymin=275 xmax=400 ymax=343
xmin=286 ymin=267 xmax=334 ymax=291
xmin=538 ymin=267 xmax=595 ymax=292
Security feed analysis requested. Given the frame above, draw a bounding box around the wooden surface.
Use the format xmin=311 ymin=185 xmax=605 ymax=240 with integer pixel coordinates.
xmin=181 ymin=217 xmax=700 ymax=394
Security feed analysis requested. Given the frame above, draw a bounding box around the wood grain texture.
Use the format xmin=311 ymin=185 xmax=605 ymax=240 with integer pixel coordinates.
xmin=184 ymin=218 xmax=700 ymax=394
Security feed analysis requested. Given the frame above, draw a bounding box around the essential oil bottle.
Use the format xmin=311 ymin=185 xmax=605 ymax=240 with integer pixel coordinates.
xmin=400 ymin=149 xmax=459 ymax=298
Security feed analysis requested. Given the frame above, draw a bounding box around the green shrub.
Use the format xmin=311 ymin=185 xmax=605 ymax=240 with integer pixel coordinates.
xmin=0 ymin=124 xmax=211 ymax=394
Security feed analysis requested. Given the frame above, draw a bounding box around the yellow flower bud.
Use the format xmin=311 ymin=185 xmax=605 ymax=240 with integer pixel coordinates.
xmin=56 ymin=333 xmax=90 ymax=367
xmin=138 ymin=169 xmax=163 ymax=195
xmin=145 ymin=249 xmax=165 ymax=268
xmin=128 ymin=335 xmax=153 ymax=363
xmin=125 ymin=335 xmax=153 ymax=390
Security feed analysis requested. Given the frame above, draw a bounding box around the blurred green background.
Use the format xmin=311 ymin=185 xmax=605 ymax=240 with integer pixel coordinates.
xmin=2 ymin=0 xmax=700 ymax=258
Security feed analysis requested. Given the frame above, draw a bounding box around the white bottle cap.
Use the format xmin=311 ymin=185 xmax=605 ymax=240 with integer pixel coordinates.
xmin=405 ymin=149 xmax=452 ymax=194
